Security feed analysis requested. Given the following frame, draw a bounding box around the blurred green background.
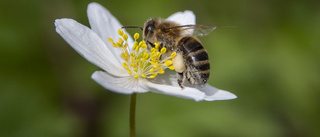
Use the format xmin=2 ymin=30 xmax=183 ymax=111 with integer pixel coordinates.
xmin=1 ymin=0 xmax=319 ymax=137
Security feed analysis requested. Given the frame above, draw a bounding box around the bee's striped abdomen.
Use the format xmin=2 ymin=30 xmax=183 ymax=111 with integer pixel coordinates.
xmin=178 ymin=36 xmax=210 ymax=87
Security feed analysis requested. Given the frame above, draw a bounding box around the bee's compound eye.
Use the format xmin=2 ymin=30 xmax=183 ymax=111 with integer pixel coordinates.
xmin=145 ymin=24 xmax=155 ymax=36
xmin=147 ymin=24 xmax=154 ymax=31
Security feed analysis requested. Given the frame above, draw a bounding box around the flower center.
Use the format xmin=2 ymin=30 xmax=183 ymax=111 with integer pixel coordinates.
xmin=108 ymin=29 xmax=176 ymax=79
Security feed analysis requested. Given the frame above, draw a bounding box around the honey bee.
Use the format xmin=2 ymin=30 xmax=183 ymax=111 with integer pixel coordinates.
xmin=142 ymin=18 xmax=221 ymax=89
xmin=124 ymin=18 xmax=219 ymax=89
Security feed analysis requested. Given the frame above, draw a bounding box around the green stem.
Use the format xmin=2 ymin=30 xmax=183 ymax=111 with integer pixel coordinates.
xmin=129 ymin=93 xmax=137 ymax=137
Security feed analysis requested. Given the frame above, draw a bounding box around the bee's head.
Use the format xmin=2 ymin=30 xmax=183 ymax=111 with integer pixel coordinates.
xmin=143 ymin=18 xmax=160 ymax=42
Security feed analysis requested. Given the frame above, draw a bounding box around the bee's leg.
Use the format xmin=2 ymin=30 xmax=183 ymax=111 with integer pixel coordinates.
xmin=177 ymin=72 xmax=185 ymax=89
xmin=159 ymin=42 xmax=164 ymax=49
xmin=146 ymin=41 xmax=155 ymax=49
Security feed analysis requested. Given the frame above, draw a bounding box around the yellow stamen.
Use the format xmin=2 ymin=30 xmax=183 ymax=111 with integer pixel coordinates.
xmin=165 ymin=60 xmax=173 ymax=66
xmin=122 ymin=34 xmax=128 ymax=41
xmin=118 ymin=38 xmax=124 ymax=45
xmin=155 ymin=42 xmax=160 ymax=49
xmin=107 ymin=30 xmax=175 ymax=79
xmin=160 ymin=47 xmax=167 ymax=53
xmin=141 ymin=44 xmax=147 ymax=49
xmin=108 ymin=38 xmax=114 ymax=43
xmin=171 ymin=52 xmax=177 ymax=58
xmin=118 ymin=29 xmax=124 ymax=36
xmin=158 ymin=68 xmax=164 ymax=74
xmin=134 ymin=33 xmax=139 ymax=40
xmin=143 ymin=53 xmax=149 ymax=59
xmin=149 ymin=68 xmax=155 ymax=73
xmin=131 ymin=52 xmax=135 ymax=57
xmin=131 ymin=63 xmax=137 ymax=68
xmin=148 ymin=73 xmax=158 ymax=79
xmin=128 ymin=70 xmax=132 ymax=75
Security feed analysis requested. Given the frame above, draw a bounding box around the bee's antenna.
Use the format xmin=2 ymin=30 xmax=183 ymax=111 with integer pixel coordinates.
xmin=122 ymin=26 xmax=143 ymax=30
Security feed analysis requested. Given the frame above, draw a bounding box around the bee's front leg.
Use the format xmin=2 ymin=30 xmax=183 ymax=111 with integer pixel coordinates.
xmin=146 ymin=41 xmax=155 ymax=49
xmin=177 ymin=72 xmax=185 ymax=89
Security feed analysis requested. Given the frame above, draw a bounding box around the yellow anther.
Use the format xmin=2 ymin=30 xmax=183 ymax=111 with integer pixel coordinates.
xmin=128 ymin=70 xmax=132 ymax=75
xmin=140 ymin=64 xmax=144 ymax=68
xmin=169 ymin=66 xmax=175 ymax=70
xmin=141 ymin=58 xmax=146 ymax=63
xmin=135 ymin=46 xmax=140 ymax=52
xmin=151 ymin=48 xmax=156 ymax=53
xmin=160 ymin=47 xmax=167 ymax=53
xmin=150 ymin=73 xmax=158 ymax=78
xmin=118 ymin=29 xmax=124 ymax=36
xmin=156 ymin=52 xmax=161 ymax=58
xmin=131 ymin=52 xmax=135 ymax=57
xmin=122 ymin=62 xmax=128 ymax=69
xmin=124 ymin=43 xmax=128 ymax=48
xmin=121 ymin=53 xmax=127 ymax=61
xmin=170 ymin=52 xmax=177 ymax=58
xmin=134 ymin=33 xmax=140 ymax=40
xmin=149 ymin=68 xmax=155 ymax=73
xmin=133 ymin=41 xmax=138 ymax=50
xmin=139 ymin=41 xmax=144 ymax=47
xmin=155 ymin=42 xmax=160 ymax=49
xmin=134 ymin=68 xmax=138 ymax=72
xmin=116 ymin=42 xmax=122 ymax=47
xmin=143 ymin=53 xmax=149 ymax=59
xmin=141 ymin=74 xmax=146 ymax=78
xmin=165 ymin=60 xmax=173 ymax=66
xmin=141 ymin=44 xmax=147 ymax=49
xmin=133 ymin=75 xmax=139 ymax=79
xmin=108 ymin=38 xmax=114 ymax=43
xmin=131 ymin=63 xmax=137 ymax=68
xmin=151 ymin=58 xmax=158 ymax=63
xmin=158 ymin=68 xmax=165 ymax=74
xmin=148 ymin=73 xmax=158 ymax=79
xmin=122 ymin=34 xmax=128 ymax=41
xmin=118 ymin=38 xmax=124 ymax=45
xmin=153 ymin=62 xmax=159 ymax=69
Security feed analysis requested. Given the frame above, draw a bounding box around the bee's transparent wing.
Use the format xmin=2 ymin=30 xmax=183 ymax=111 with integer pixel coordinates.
xmin=167 ymin=25 xmax=234 ymax=37
xmin=166 ymin=25 xmax=217 ymax=37
xmin=188 ymin=25 xmax=218 ymax=37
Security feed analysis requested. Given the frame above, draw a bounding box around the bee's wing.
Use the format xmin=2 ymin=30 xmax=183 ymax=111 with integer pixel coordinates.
xmin=167 ymin=25 xmax=234 ymax=37
xmin=183 ymin=25 xmax=218 ymax=37
xmin=166 ymin=25 xmax=217 ymax=37
xmin=189 ymin=25 xmax=218 ymax=37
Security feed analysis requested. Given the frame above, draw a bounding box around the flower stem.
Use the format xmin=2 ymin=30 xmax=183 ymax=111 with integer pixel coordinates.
xmin=129 ymin=93 xmax=137 ymax=137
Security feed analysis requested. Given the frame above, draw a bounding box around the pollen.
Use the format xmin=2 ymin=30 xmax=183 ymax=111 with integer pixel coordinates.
xmin=108 ymin=29 xmax=176 ymax=79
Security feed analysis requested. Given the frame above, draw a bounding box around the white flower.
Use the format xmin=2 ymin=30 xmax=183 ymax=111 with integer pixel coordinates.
xmin=54 ymin=2 xmax=237 ymax=102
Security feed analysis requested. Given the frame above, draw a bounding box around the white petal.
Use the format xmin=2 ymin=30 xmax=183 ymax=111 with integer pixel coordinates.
xmin=55 ymin=18 xmax=127 ymax=76
xmin=144 ymin=81 xmax=205 ymax=101
xmin=149 ymin=71 xmax=236 ymax=101
xmin=148 ymin=70 xmax=179 ymax=86
xmin=145 ymin=71 xmax=205 ymax=101
xmin=87 ymin=2 xmax=135 ymax=62
xmin=92 ymin=71 xmax=148 ymax=94
xmin=166 ymin=10 xmax=196 ymax=25
xmin=200 ymin=85 xmax=237 ymax=101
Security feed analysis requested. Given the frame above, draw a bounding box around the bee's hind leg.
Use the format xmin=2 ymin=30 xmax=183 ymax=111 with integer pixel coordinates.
xmin=177 ymin=72 xmax=185 ymax=89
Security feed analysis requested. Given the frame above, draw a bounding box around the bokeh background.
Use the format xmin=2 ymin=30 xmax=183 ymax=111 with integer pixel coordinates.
xmin=1 ymin=0 xmax=319 ymax=137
